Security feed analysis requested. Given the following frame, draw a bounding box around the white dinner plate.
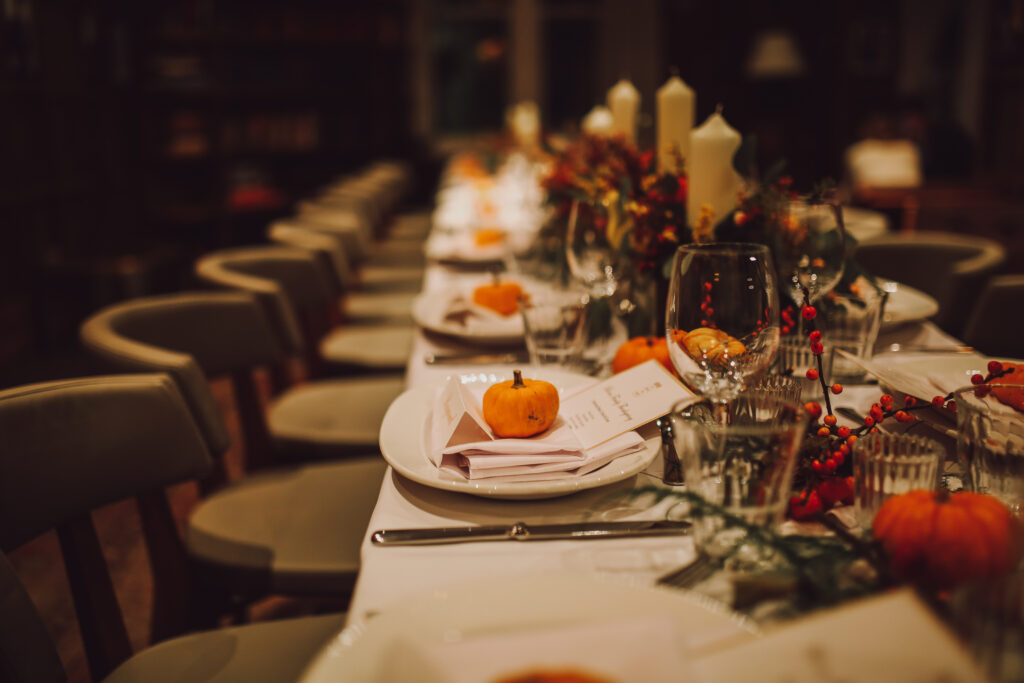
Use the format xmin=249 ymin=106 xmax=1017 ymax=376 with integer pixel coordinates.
xmin=412 ymin=288 xmax=524 ymax=346
xmin=424 ymin=232 xmax=509 ymax=267
xmin=879 ymin=355 xmax=1022 ymax=397
xmin=378 ymin=368 xmax=660 ymax=499
xmin=299 ymin=573 xmax=755 ymax=683
xmin=880 ymin=280 xmax=939 ymax=327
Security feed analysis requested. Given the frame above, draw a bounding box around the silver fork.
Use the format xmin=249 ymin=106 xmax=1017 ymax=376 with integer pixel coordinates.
xmin=656 ymin=551 xmax=715 ymax=589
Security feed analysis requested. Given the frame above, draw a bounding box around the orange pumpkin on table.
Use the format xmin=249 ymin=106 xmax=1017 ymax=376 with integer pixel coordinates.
xmin=612 ymin=337 xmax=675 ymax=375
xmin=990 ymin=362 xmax=1024 ymax=411
xmin=472 ymin=279 xmax=525 ymax=317
xmin=482 ymin=370 xmax=559 ymax=438
xmin=872 ymin=489 xmax=1022 ymax=591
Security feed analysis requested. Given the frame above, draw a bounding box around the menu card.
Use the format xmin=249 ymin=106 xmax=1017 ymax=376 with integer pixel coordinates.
xmin=562 ymin=360 xmax=695 ymax=449
xmin=431 ymin=360 xmax=694 ymax=454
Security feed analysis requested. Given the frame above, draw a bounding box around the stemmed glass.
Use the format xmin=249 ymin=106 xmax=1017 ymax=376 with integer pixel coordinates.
xmin=665 ymin=243 xmax=781 ymax=405
xmin=565 ymin=197 xmax=627 ymax=298
xmin=773 ymin=197 xmax=847 ymax=309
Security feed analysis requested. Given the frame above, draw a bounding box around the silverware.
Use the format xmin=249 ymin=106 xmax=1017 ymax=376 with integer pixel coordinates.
xmin=371 ymin=519 xmax=692 ymax=546
xmin=884 ymin=343 xmax=975 ymax=354
xmin=657 ymin=552 xmax=714 ymax=589
xmin=424 ymin=351 xmax=528 ymax=365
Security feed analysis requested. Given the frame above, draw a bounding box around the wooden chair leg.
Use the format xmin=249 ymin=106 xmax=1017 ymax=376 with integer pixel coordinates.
xmin=230 ymin=370 xmax=275 ymax=471
xmin=57 ymin=515 xmax=133 ymax=682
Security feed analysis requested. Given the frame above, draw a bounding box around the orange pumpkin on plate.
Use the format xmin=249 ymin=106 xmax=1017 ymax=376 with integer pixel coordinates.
xmin=472 ymin=280 xmax=525 ymax=316
xmin=611 ymin=337 xmax=675 ymax=375
xmin=482 ymin=370 xmax=559 ymax=438
xmin=474 ymin=227 xmax=506 ymax=247
xmin=872 ymin=489 xmax=1022 ymax=591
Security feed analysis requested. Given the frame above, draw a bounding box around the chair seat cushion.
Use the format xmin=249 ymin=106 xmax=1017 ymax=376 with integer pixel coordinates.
xmin=268 ymin=376 xmax=406 ymax=447
xmin=104 ymin=612 xmax=346 ymax=683
xmin=186 ymin=458 xmax=387 ymax=594
xmin=320 ymin=326 xmax=415 ymax=370
xmin=358 ymin=264 xmax=424 ymax=292
xmin=343 ymin=291 xmax=416 ymax=324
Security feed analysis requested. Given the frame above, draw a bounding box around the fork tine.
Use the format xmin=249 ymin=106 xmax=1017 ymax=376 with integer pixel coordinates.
xmin=656 ymin=552 xmax=714 ymax=589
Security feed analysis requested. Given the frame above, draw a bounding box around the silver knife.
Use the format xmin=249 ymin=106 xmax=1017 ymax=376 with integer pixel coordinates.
xmin=370 ymin=519 xmax=692 ymax=546
xmin=424 ymin=351 xmax=528 ymax=365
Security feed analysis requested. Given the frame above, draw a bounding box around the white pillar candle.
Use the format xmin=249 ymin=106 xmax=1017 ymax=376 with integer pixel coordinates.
xmin=656 ymin=75 xmax=695 ymax=174
xmin=508 ymin=101 xmax=540 ymax=148
xmin=606 ymin=79 xmax=640 ymax=142
xmin=687 ymin=111 xmax=742 ymax=228
xmin=581 ymin=105 xmax=615 ymax=136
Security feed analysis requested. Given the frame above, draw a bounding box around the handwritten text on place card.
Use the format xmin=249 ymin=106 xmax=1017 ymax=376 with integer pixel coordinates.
xmin=562 ymin=360 xmax=695 ymax=450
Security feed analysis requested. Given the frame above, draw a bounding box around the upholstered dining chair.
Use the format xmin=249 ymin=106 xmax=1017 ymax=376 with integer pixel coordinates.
xmin=195 ymin=245 xmax=416 ymax=375
xmin=962 ymin=274 xmax=1024 ymax=358
xmin=80 ymin=290 xmax=404 ymax=464
xmin=269 ymin=219 xmax=424 ymax=294
xmin=0 ymin=374 xmax=349 ymax=683
xmin=853 ymin=231 xmax=1007 ymax=336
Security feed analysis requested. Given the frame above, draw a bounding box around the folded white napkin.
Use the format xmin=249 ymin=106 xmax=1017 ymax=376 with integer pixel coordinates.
xmin=430 ymin=379 xmax=646 ymax=482
xmin=442 ymin=292 xmax=523 ymax=333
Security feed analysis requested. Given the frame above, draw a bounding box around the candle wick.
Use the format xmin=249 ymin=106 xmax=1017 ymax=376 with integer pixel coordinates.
xmin=715 ymin=103 xmax=724 ymax=115
xmin=670 ymin=66 xmax=679 ymax=78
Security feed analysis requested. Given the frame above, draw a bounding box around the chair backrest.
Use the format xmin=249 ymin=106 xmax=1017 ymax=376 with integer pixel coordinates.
xmin=0 ymin=374 xmax=213 ymax=682
xmin=854 ymin=230 xmax=1007 ymax=335
xmin=194 ymin=245 xmax=324 ymax=356
xmin=267 ymin=220 xmax=356 ymax=291
xmin=195 ymin=245 xmax=340 ymax=377
xmin=290 ymin=205 xmax=372 ymax=260
xmin=962 ymin=274 xmax=1024 ymax=358
xmin=80 ymin=290 xmax=286 ymax=458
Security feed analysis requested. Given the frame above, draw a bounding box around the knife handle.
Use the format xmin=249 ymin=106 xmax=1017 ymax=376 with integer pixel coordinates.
xmin=371 ymin=525 xmax=511 ymax=545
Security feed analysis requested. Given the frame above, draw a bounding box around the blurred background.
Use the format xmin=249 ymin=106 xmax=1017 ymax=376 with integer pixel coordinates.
xmin=1 ymin=0 xmax=1022 ymax=384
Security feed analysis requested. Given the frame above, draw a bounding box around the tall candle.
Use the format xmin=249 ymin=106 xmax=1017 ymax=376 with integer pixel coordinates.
xmin=687 ymin=111 xmax=742 ymax=228
xmin=508 ymin=101 xmax=540 ymax=148
xmin=606 ymin=79 xmax=640 ymax=142
xmin=656 ymin=75 xmax=695 ymax=173
xmin=581 ymin=105 xmax=615 ymax=136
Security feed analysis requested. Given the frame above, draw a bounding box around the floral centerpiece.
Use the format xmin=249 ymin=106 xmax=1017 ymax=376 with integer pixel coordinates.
xmin=539 ymin=133 xmax=691 ymax=333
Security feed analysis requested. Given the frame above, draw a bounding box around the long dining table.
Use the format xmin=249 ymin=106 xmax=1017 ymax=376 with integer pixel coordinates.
xmin=343 ymin=243 xmax=970 ymax=630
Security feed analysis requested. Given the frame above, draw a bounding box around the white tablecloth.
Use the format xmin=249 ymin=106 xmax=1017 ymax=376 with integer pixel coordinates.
xmin=344 ymin=249 xmax=970 ymax=626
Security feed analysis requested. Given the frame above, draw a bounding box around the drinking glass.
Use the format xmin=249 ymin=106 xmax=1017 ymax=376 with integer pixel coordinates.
xmin=823 ymin=289 xmax=887 ymax=384
xmin=666 ymin=395 xmax=808 ymax=563
xmin=519 ymin=288 xmax=590 ymax=367
xmin=852 ymin=433 xmax=943 ymax=530
xmin=565 ymin=198 xmax=628 ymax=298
xmin=665 ymin=243 xmax=781 ymax=404
xmin=775 ymin=337 xmax=835 ymax=400
xmin=773 ymin=197 xmax=847 ymax=308
xmin=955 ymin=385 xmax=1024 ymax=516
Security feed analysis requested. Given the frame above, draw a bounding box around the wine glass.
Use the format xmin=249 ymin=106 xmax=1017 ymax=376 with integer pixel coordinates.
xmin=565 ymin=197 xmax=627 ymax=298
xmin=665 ymin=243 xmax=781 ymax=404
xmin=773 ymin=197 xmax=847 ymax=308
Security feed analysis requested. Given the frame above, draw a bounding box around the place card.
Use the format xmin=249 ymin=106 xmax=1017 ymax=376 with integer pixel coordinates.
xmin=693 ymin=589 xmax=988 ymax=683
xmin=562 ymin=360 xmax=695 ymax=450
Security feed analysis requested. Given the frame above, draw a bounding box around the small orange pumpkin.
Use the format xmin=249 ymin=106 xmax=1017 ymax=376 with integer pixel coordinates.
xmin=872 ymin=489 xmax=1022 ymax=591
xmin=482 ymin=369 xmax=559 ymax=438
xmin=611 ymin=337 xmax=674 ymax=375
xmin=474 ymin=227 xmax=506 ymax=247
xmin=990 ymin=363 xmax=1024 ymax=411
xmin=472 ymin=279 xmax=525 ymax=316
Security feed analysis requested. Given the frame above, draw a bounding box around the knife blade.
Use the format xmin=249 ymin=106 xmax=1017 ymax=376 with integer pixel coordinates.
xmin=370 ymin=519 xmax=692 ymax=546
xmin=424 ymin=351 xmax=528 ymax=365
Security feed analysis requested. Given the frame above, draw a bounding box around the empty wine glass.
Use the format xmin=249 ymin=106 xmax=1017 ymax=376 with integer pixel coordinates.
xmin=773 ymin=197 xmax=847 ymax=308
xmin=565 ymin=197 xmax=628 ymax=298
xmin=665 ymin=243 xmax=781 ymax=404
